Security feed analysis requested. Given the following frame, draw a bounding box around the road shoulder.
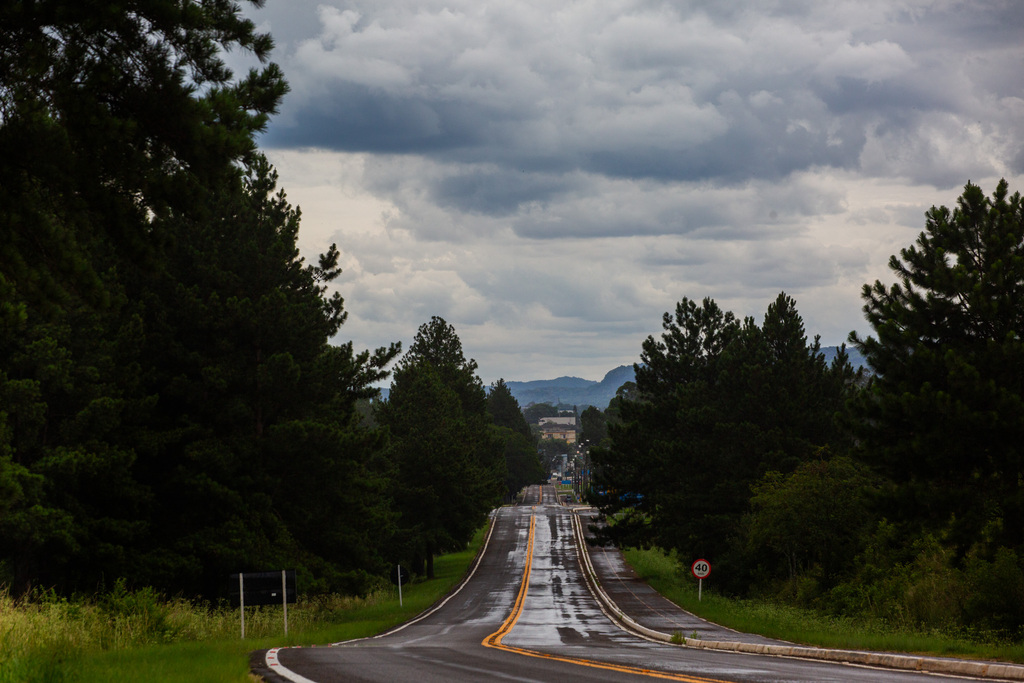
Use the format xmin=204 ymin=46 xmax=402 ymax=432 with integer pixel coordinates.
xmin=570 ymin=506 xmax=1024 ymax=682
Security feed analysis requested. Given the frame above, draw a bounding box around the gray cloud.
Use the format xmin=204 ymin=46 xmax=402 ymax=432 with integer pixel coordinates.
xmin=259 ymin=1 xmax=1023 ymax=192
xmin=431 ymin=167 xmax=580 ymax=217
xmin=245 ymin=0 xmax=1024 ymax=382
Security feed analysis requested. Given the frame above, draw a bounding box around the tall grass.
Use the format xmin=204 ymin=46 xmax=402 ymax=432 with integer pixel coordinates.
xmin=623 ymin=546 xmax=1024 ymax=664
xmin=0 ymin=526 xmax=487 ymax=683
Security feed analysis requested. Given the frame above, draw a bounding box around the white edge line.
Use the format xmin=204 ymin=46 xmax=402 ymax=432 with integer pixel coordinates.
xmin=263 ymin=507 xmax=503 ymax=682
xmin=264 ymin=647 xmax=318 ymax=683
xmin=571 ymin=511 xmax=1024 ymax=681
xmin=570 ymin=510 xmax=672 ymax=645
xmin=364 ymin=508 xmax=500 ymax=640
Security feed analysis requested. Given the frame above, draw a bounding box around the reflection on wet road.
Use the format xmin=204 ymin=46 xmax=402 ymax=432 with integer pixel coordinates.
xmin=257 ymin=485 xmax=998 ymax=683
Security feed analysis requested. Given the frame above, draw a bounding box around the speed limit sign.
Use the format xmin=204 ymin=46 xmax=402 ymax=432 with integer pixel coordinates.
xmin=691 ymin=559 xmax=711 ymax=579
xmin=691 ymin=559 xmax=710 ymax=601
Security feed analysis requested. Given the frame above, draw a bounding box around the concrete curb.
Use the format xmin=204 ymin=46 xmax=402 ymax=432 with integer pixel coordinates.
xmin=569 ymin=511 xmax=1024 ymax=681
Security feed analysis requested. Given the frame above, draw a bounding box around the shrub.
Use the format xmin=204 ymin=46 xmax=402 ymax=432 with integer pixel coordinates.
xmin=964 ymin=547 xmax=1024 ymax=635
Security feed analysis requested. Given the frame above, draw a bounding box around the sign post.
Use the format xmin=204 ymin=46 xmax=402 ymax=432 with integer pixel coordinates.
xmin=281 ymin=569 xmax=289 ymax=635
xmin=691 ymin=559 xmax=711 ymax=601
xmin=238 ymin=572 xmax=245 ymax=639
xmin=390 ymin=564 xmax=410 ymax=606
xmin=229 ymin=570 xmax=297 ymax=639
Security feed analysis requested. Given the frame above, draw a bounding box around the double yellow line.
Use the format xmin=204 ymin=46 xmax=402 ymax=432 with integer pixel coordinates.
xmin=482 ymin=512 xmax=727 ymax=682
xmin=482 ymin=514 xmax=536 ymax=648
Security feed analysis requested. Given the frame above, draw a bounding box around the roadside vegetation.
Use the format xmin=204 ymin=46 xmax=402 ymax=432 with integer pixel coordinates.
xmin=624 ymin=546 xmax=1024 ymax=665
xmin=6 ymin=0 xmax=1024 ymax=666
xmin=0 ymin=528 xmax=485 ymax=683
xmin=591 ymin=179 xmax=1024 ymax=645
xmin=2 ymin=7 xmax=542 ymax=681
xmin=1 ymin=0 xmax=543 ymax=611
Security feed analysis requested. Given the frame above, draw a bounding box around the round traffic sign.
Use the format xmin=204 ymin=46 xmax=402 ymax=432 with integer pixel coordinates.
xmin=691 ymin=558 xmax=711 ymax=579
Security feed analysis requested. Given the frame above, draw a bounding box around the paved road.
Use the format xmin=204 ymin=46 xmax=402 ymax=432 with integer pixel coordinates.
xmin=253 ymin=485 xmax=1010 ymax=682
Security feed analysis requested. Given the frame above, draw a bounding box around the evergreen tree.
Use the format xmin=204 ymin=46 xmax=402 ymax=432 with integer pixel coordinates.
xmin=487 ymin=379 xmax=543 ymax=498
xmin=129 ymin=158 xmax=399 ymax=595
xmin=487 ymin=379 xmax=531 ymax=438
xmin=850 ymin=179 xmax=1024 ymax=554
xmin=499 ymin=428 xmax=546 ymax=500
xmin=523 ymin=402 xmax=560 ymax=424
xmin=0 ymin=1 xmax=402 ymax=597
xmin=378 ymin=318 xmax=503 ymax=578
xmin=0 ymin=0 xmax=286 ymax=307
xmin=592 ymin=297 xmax=739 ymax=553
xmin=603 ymin=382 xmax=636 ymax=427
xmin=0 ymin=284 xmax=150 ymax=592
xmin=593 ymin=295 xmax=857 ymax=590
xmin=579 ymin=406 xmax=608 ymax=447
xmin=405 ymin=317 xmax=487 ymax=417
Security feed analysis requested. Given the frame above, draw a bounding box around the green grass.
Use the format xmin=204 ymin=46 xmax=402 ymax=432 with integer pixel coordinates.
xmin=285 ymin=536 xmax=486 ymax=645
xmin=623 ymin=546 xmax=1024 ymax=664
xmin=0 ymin=526 xmax=487 ymax=683
xmin=74 ymin=641 xmax=253 ymax=683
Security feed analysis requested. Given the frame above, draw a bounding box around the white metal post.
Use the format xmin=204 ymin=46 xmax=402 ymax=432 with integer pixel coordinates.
xmin=397 ymin=564 xmax=403 ymax=606
xmin=698 ymin=578 xmax=703 ymax=602
xmin=282 ymin=570 xmax=289 ymax=635
xmin=239 ymin=573 xmax=246 ymax=638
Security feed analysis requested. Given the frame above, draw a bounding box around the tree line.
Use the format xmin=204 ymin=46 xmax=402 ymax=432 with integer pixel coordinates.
xmin=590 ymin=179 xmax=1024 ymax=636
xmin=6 ymin=3 xmax=1024 ymax=638
xmin=0 ymin=1 xmax=542 ymax=598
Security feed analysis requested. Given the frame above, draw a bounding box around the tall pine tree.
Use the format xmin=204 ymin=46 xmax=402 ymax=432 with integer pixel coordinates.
xmin=129 ymin=158 xmax=399 ymax=595
xmin=593 ymin=294 xmax=856 ymax=590
xmin=850 ymin=179 xmax=1024 ymax=555
xmin=487 ymin=379 xmax=544 ymax=500
xmin=378 ymin=318 xmax=504 ymax=578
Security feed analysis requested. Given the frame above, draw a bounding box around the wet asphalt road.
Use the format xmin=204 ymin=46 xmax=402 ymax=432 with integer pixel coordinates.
xmin=253 ymin=485 xmax=1000 ymax=682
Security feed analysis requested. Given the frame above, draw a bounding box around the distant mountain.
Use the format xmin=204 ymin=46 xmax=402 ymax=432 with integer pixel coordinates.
xmin=503 ymin=347 xmax=868 ymax=411
xmin=505 ymin=365 xmax=635 ymax=410
xmin=820 ymin=345 xmax=868 ymax=370
xmin=377 ymin=346 xmax=868 ymax=410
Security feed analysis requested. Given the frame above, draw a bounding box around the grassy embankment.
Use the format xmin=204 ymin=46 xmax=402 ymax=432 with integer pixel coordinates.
xmin=624 ymin=546 xmax=1024 ymax=664
xmin=0 ymin=526 xmax=487 ymax=683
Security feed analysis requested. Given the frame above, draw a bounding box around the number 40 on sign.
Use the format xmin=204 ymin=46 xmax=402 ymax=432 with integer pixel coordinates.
xmin=691 ymin=559 xmax=711 ymax=601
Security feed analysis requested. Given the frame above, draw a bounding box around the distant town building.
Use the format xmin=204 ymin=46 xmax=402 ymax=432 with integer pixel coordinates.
xmin=539 ymin=422 xmax=577 ymax=444
xmin=539 ymin=416 xmax=576 ymax=427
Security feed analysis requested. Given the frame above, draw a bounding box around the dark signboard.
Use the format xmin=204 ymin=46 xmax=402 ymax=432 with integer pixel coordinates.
xmin=389 ymin=564 xmax=410 ymax=586
xmin=228 ymin=570 xmax=296 ymax=608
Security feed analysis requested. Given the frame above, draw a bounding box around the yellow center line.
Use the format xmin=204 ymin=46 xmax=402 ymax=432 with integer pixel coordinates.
xmin=483 ymin=515 xmax=535 ymax=647
xmin=481 ymin=512 xmax=730 ymax=683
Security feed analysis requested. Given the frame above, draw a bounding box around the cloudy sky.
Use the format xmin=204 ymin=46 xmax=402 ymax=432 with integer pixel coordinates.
xmin=236 ymin=0 xmax=1024 ymax=384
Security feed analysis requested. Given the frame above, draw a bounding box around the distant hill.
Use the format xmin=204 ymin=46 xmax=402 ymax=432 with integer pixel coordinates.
xmin=505 ymin=365 xmax=635 ymax=410
xmin=820 ymin=345 xmax=868 ymax=370
xmin=503 ymin=346 xmax=868 ymax=411
xmin=377 ymin=347 xmax=868 ymax=409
